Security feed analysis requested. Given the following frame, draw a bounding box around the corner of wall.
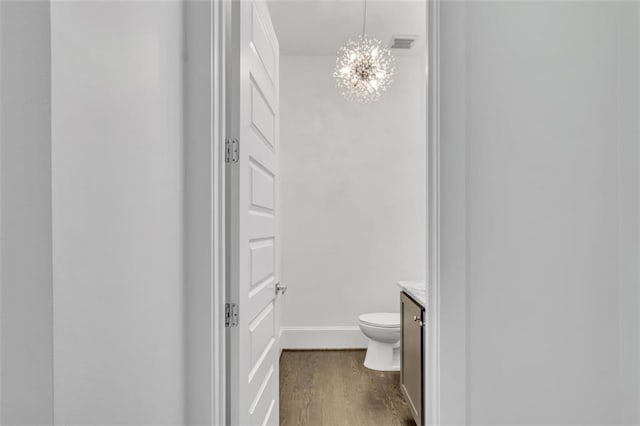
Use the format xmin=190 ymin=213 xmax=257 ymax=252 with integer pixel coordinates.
xmin=0 ymin=0 xmax=54 ymax=423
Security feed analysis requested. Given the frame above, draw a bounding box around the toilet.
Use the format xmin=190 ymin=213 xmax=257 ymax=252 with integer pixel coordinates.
xmin=358 ymin=312 xmax=401 ymax=371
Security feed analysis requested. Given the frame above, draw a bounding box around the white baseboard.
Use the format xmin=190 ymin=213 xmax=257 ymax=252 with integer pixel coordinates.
xmin=280 ymin=326 xmax=367 ymax=350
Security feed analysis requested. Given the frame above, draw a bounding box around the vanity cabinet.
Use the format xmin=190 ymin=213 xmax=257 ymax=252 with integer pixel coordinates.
xmin=401 ymin=291 xmax=424 ymax=426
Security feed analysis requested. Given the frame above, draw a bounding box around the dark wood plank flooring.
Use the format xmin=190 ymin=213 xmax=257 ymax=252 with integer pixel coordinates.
xmin=280 ymin=350 xmax=415 ymax=426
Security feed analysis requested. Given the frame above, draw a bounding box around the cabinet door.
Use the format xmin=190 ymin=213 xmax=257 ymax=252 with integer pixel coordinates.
xmin=401 ymin=291 xmax=423 ymax=426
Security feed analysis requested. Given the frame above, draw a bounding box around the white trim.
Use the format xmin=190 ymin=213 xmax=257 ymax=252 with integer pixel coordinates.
xmin=280 ymin=326 xmax=368 ymax=350
xmin=426 ymin=1 xmax=469 ymax=425
xmin=183 ymin=0 xmax=226 ymax=424
xmin=212 ymin=0 xmax=226 ymax=425
xmin=0 ymin=1 xmax=3 ymax=420
xmin=426 ymin=1 xmax=442 ymax=425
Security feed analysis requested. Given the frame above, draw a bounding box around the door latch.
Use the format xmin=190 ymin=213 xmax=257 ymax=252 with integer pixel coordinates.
xmin=413 ymin=315 xmax=424 ymax=327
xmin=275 ymin=282 xmax=287 ymax=295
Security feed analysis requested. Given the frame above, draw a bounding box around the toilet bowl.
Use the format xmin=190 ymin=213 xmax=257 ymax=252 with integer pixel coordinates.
xmin=358 ymin=312 xmax=401 ymax=371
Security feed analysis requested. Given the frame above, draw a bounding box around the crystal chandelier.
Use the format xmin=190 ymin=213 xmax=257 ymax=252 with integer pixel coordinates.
xmin=333 ymin=0 xmax=395 ymax=103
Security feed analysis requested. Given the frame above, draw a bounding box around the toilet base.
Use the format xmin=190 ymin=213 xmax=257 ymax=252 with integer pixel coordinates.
xmin=363 ymin=339 xmax=400 ymax=371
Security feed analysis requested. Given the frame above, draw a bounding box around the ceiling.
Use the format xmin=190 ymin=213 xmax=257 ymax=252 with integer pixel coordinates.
xmin=267 ymin=0 xmax=427 ymax=57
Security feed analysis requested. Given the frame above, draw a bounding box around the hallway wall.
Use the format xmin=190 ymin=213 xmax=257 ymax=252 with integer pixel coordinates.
xmin=439 ymin=1 xmax=640 ymax=423
xmin=0 ymin=1 xmax=53 ymax=423
xmin=50 ymin=2 xmax=185 ymax=424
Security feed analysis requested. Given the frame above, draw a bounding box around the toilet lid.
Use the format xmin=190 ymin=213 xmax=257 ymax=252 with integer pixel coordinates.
xmin=359 ymin=313 xmax=400 ymax=328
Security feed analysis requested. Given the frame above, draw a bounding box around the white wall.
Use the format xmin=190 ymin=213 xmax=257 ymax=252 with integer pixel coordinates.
xmin=0 ymin=1 xmax=53 ymax=423
xmin=50 ymin=2 xmax=185 ymax=424
xmin=617 ymin=3 xmax=640 ymax=423
xmin=439 ymin=1 xmax=640 ymax=424
xmin=280 ymin=55 xmax=426 ymax=346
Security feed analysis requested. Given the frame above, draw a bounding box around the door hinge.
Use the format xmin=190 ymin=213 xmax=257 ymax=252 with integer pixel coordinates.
xmin=225 ymin=138 xmax=239 ymax=163
xmin=225 ymin=303 xmax=239 ymax=327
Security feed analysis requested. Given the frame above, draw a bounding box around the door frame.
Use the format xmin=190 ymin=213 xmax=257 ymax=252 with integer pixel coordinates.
xmin=426 ymin=1 xmax=468 ymax=424
xmin=202 ymin=0 xmax=228 ymax=424
xmin=213 ymin=1 xmax=227 ymax=425
xmin=210 ymin=1 xmax=454 ymax=425
xmin=183 ymin=0 xmax=227 ymax=424
xmin=426 ymin=0 xmax=441 ymax=424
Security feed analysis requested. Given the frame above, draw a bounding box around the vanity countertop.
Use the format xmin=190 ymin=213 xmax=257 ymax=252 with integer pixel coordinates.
xmin=397 ymin=281 xmax=426 ymax=308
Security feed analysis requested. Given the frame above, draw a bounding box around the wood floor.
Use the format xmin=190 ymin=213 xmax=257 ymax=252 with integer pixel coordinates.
xmin=279 ymin=350 xmax=415 ymax=426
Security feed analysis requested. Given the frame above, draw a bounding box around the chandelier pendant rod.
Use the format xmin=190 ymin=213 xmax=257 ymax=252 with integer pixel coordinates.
xmin=362 ymin=0 xmax=366 ymax=37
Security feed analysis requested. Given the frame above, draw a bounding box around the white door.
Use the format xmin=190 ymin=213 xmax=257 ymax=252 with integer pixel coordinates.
xmin=228 ymin=0 xmax=280 ymax=425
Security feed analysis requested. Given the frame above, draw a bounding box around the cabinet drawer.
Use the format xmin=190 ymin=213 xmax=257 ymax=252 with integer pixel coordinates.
xmin=401 ymin=291 xmax=424 ymax=426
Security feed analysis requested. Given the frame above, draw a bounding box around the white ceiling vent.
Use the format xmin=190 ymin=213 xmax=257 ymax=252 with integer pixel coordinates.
xmin=391 ymin=35 xmax=418 ymax=49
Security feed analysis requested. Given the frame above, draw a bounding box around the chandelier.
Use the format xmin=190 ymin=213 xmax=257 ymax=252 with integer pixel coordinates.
xmin=333 ymin=0 xmax=395 ymax=103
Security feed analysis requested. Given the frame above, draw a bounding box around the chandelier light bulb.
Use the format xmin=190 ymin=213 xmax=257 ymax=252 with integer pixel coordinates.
xmin=333 ymin=0 xmax=395 ymax=104
xmin=333 ymin=35 xmax=395 ymax=104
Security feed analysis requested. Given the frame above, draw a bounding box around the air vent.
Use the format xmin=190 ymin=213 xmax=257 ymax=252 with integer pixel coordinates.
xmin=391 ymin=35 xmax=417 ymax=49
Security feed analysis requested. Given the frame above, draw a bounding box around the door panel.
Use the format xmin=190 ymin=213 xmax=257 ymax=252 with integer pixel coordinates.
xmin=250 ymin=238 xmax=275 ymax=286
xmin=229 ymin=0 xmax=280 ymax=424
xmin=251 ymin=5 xmax=275 ymax=82
xmin=249 ymin=161 xmax=275 ymax=211
xmin=251 ymin=85 xmax=276 ymax=146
